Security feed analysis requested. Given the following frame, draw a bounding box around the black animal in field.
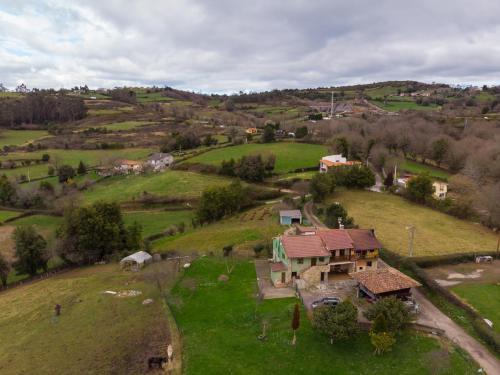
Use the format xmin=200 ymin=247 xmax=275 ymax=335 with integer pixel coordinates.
xmin=148 ymin=356 xmax=168 ymax=370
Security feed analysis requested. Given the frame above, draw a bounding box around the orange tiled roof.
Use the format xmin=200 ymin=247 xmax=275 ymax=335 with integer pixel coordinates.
xmin=281 ymin=235 xmax=330 ymax=258
xmin=317 ymin=229 xmax=353 ymax=250
xmin=351 ymin=267 xmax=421 ymax=294
xmin=320 ymin=159 xmax=361 ymax=167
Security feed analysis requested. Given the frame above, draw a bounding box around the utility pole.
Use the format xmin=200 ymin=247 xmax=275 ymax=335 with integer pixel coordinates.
xmin=406 ymin=225 xmax=415 ymax=257
xmin=330 ymin=91 xmax=334 ymax=118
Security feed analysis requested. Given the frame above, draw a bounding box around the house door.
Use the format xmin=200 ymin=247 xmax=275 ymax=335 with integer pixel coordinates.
xmin=311 ymin=258 xmax=317 ymax=266
xmin=320 ymin=272 xmax=325 ymax=282
xmin=281 ymin=272 xmax=286 ymax=283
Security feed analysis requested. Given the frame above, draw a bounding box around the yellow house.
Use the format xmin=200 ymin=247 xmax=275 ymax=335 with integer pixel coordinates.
xmin=433 ymin=181 xmax=448 ymax=199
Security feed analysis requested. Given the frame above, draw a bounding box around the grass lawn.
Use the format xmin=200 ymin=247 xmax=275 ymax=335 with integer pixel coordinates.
xmin=82 ymin=171 xmax=232 ymax=204
xmin=451 ymin=283 xmax=500 ymax=334
xmin=0 ymin=130 xmax=51 ymax=148
xmin=0 ymin=148 xmax=154 ymax=179
xmin=187 ymin=142 xmax=327 ymax=173
xmin=398 ymin=159 xmax=451 ymax=180
xmin=0 ymin=263 xmax=174 ymax=375
xmin=330 ymin=190 xmax=498 ymax=256
xmin=123 ymin=210 xmax=194 ymax=237
xmin=170 ymin=257 xmax=477 ymax=375
xmin=153 ymin=206 xmax=281 ymax=255
xmin=0 ymin=210 xmax=21 ymax=223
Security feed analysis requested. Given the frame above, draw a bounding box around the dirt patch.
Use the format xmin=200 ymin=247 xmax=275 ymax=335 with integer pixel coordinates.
xmin=435 ymin=279 xmax=462 ymax=287
xmin=0 ymin=225 xmax=15 ymax=261
xmin=425 ymin=260 xmax=500 ymax=286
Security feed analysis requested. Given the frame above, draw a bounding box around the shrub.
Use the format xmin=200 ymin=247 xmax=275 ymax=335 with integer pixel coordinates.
xmin=253 ymin=244 xmax=264 ymax=256
xmin=313 ymin=300 xmax=358 ymax=343
xmin=364 ymin=296 xmax=411 ymax=333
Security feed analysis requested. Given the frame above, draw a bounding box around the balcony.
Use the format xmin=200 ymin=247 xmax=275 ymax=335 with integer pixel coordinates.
xmin=330 ymin=255 xmax=352 ymax=262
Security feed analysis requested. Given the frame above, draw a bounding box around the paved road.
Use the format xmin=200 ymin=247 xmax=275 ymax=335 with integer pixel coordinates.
xmin=304 ymin=203 xmax=500 ymax=374
xmin=413 ymin=288 xmax=500 ymax=375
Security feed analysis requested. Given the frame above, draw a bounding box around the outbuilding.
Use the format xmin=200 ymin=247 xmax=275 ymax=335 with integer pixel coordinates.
xmin=120 ymin=251 xmax=153 ymax=271
xmin=279 ymin=210 xmax=302 ymax=225
xmin=351 ymin=266 xmax=421 ymax=300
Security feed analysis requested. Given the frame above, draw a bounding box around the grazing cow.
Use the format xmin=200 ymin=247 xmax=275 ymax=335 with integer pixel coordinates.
xmin=148 ymin=356 xmax=167 ymax=370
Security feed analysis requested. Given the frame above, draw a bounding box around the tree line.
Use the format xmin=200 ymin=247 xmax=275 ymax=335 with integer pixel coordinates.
xmin=0 ymin=91 xmax=86 ymax=127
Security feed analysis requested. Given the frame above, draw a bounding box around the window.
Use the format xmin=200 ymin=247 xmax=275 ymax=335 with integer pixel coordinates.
xmin=318 ymin=257 xmax=325 ymax=262
xmin=292 ymin=272 xmax=298 ymax=279
xmin=339 ymin=249 xmax=345 ymax=256
xmin=297 ymin=258 xmax=304 ymax=264
xmin=367 ymin=261 xmax=372 ymax=267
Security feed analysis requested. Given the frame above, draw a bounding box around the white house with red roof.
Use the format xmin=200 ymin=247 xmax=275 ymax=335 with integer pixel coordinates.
xmin=270 ymin=228 xmax=382 ymax=287
xmin=319 ymin=154 xmax=361 ymax=173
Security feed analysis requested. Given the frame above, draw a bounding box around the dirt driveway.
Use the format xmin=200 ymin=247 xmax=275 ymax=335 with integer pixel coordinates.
xmin=413 ymin=288 xmax=500 ymax=375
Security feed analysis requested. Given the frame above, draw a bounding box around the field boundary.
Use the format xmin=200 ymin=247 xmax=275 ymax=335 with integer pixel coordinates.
xmin=381 ymin=249 xmax=500 ymax=354
xmin=0 ymin=264 xmax=76 ymax=293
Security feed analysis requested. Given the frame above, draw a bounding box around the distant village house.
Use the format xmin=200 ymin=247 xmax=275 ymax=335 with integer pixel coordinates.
xmin=319 ymin=154 xmax=361 ymax=173
xmin=146 ymin=153 xmax=174 ymax=172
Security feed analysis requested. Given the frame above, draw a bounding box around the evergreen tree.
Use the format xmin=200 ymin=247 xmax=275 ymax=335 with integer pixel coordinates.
xmin=77 ymin=160 xmax=87 ymax=175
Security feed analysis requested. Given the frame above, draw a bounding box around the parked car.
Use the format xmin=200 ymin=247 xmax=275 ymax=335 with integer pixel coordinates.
xmin=311 ymin=297 xmax=340 ymax=309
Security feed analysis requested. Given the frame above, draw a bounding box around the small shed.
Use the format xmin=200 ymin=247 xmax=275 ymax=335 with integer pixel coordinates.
xmin=120 ymin=251 xmax=153 ymax=271
xmin=351 ymin=267 xmax=421 ymax=300
xmin=279 ymin=210 xmax=302 ymax=225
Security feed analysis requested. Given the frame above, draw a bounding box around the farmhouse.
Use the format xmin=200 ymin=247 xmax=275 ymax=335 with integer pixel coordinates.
xmin=432 ymin=181 xmax=448 ymax=199
xmin=270 ymin=228 xmax=381 ymax=287
xmin=120 ymin=251 xmax=153 ymax=271
xmin=146 ymin=152 xmax=174 ymax=172
xmin=319 ymin=154 xmax=361 ymax=173
xmin=279 ymin=210 xmax=302 ymax=225
xmin=114 ymin=159 xmax=143 ymax=174
xmin=351 ymin=267 xmax=421 ymax=300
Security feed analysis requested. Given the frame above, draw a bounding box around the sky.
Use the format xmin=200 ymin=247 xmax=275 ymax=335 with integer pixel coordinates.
xmin=1 ymin=0 xmax=500 ymax=93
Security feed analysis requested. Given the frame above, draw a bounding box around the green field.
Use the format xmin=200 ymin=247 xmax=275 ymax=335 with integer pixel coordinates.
xmin=0 ymin=130 xmax=51 ymax=148
xmin=371 ymin=100 xmax=438 ymax=112
xmin=187 ymin=142 xmax=327 ymax=173
xmin=0 ymin=210 xmax=21 ymax=222
xmin=153 ymin=206 xmax=281 ymax=255
xmin=330 ymin=190 xmax=498 ymax=256
xmin=123 ymin=210 xmax=194 ymax=237
xmin=451 ymin=283 xmax=500 ymax=333
xmin=170 ymin=257 xmax=477 ymax=375
xmin=83 ymin=171 xmax=232 ymax=204
xmin=12 ymin=214 xmax=63 ymax=232
xmin=398 ymin=159 xmax=451 ymax=180
xmin=0 ymin=263 xmax=173 ymax=375
xmin=135 ymin=90 xmax=180 ymax=103
xmin=98 ymin=121 xmax=155 ymax=131
xmin=0 ymin=148 xmax=154 ymax=179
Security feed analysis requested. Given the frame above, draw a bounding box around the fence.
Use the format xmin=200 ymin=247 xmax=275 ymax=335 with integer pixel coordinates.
xmin=380 ymin=248 xmax=500 ymax=353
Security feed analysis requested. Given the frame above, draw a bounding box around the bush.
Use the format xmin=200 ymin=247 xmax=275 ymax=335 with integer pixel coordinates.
xmin=329 ymin=165 xmax=375 ymax=189
xmin=253 ymin=244 xmax=264 ymax=256
xmin=364 ymin=296 xmax=411 ymax=333
xmin=324 ymin=202 xmax=354 ymax=229
xmin=310 ymin=173 xmax=335 ymax=202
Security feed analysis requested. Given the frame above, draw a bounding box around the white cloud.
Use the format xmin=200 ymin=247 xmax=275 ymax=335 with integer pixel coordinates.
xmin=1 ymin=0 xmax=500 ymax=92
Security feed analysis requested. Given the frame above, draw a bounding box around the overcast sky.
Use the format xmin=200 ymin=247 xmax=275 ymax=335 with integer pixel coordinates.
xmin=1 ymin=0 xmax=500 ymax=93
